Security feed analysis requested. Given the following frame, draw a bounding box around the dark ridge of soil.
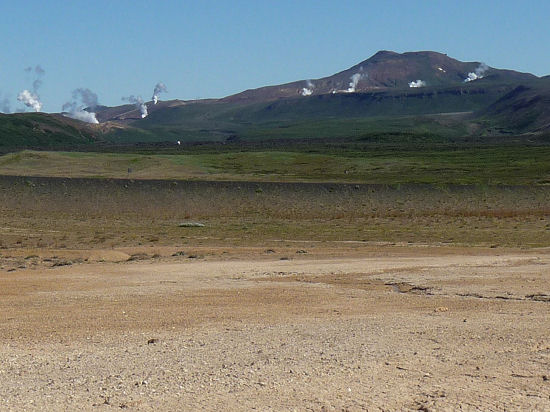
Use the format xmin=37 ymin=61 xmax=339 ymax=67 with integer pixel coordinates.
xmin=2 ymin=174 xmax=550 ymax=219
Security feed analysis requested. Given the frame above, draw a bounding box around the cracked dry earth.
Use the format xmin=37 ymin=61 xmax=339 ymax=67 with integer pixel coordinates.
xmin=1 ymin=246 xmax=550 ymax=411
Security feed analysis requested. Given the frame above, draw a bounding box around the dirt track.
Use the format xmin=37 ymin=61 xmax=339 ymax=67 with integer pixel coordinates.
xmin=1 ymin=246 xmax=549 ymax=410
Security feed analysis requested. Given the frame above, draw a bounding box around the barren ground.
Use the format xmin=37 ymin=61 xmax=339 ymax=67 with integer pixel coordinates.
xmin=1 ymin=244 xmax=550 ymax=411
xmin=2 ymin=176 xmax=550 ymax=410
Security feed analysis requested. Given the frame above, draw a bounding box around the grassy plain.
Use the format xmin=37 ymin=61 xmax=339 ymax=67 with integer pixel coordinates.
xmin=2 ymin=145 xmax=550 ymax=185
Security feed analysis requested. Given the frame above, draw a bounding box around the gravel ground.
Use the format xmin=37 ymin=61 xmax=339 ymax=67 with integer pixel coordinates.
xmin=1 ymin=246 xmax=550 ymax=411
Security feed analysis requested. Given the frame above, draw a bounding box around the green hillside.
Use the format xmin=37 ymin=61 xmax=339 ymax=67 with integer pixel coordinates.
xmin=104 ymin=82 xmax=518 ymax=144
xmin=0 ymin=113 xmax=101 ymax=151
xmin=480 ymin=78 xmax=550 ymax=133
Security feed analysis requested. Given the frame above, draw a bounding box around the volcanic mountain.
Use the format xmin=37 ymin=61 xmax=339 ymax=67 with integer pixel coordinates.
xmin=92 ymin=50 xmax=538 ymax=121
xmin=222 ymin=50 xmax=537 ymax=103
xmin=1 ymin=50 xmax=548 ymax=151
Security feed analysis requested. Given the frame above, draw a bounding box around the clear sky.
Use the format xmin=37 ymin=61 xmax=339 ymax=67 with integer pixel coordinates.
xmin=1 ymin=0 xmax=549 ymax=113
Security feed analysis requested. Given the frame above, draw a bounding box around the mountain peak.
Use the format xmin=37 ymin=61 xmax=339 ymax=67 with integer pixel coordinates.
xmin=370 ymin=50 xmax=400 ymax=59
xmin=223 ymin=50 xmax=536 ymax=103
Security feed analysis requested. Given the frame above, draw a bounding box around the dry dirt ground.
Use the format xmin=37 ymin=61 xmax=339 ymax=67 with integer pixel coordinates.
xmin=1 ymin=244 xmax=549 ymax=411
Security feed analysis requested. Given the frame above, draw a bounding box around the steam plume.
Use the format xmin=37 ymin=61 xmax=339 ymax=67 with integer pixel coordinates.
xmin=62 ymin=88 xmax=99 ymax=124
xmin=73 ymin=88 xmax=98 ymax=108
xmin=18 ymin=65 xmax=45 ymax=112
xmin=408 ymin=80 xmax=426 ymax=88
xmin=25 ymin=65 xmax=45 ymax=93
xmin=301 ymin=80 xmax=314 ymax=96
xmin=123 ymin=95 xmax=148 ymax=118
xmin=347 ymin=72 xmax=365 ymax=93
xmin=464 ymin=63 xmax=489 ymax=82
xmin=152 ymin=82 xmax=167 ymax=104
xmin=17 ymin=90 xmax=42 ymax=112
xmin=25 ymin=65 xmax=45 ymax=76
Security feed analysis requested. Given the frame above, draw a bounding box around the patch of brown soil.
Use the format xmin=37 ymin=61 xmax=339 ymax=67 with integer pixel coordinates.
xmin=1 ymin=248 xmax=549 ymax=410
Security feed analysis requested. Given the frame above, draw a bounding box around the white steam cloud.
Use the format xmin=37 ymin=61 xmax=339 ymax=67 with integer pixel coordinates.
xmin=301 ymin=80 xmax=314 ymax=96
xmin=152 ymin=82 xmax=168 ymax=104
xmin=347 ymin=72 xmax=365 ymax=93
xmin=408 ymin=80 xmax=426 ymax=88
xmin=64 ymin=109 xmax=98 ymax=124
xmin=17 ymin=90 xmax=42 ymax=112
xmin=62 ymin=88 xmax=99 ymax=124
xmin=123 ymin=95 xmax=148 ymax=118
xmin=18 ymin=65 xmax=45 ymax=112
xmin=464 ymin=63 xmax=489 ymax=82
xmin=73 ymin=88 xmax=98 ymax=108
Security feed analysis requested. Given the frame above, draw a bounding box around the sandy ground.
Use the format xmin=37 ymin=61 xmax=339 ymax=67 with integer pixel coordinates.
xmin=1 ymin=245 xmax=550 ymax=411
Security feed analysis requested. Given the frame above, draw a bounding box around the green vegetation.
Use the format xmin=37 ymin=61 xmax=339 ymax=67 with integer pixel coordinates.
xmin=0 ymin=113 xmax=98 ymax=150
xmin=119 ymin=88 xmax=506 ymax=143
xmin=2 ymin=146 xmax=550 ymax=185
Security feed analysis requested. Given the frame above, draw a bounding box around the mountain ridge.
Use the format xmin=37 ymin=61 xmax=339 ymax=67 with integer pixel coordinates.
xmin=221 ymin=50 xmax=538 ymax=103
xmin=1 ymin=50 xmax=548 ymax=150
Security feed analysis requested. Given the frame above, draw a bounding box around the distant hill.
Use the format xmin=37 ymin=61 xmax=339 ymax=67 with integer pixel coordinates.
xmin=222 ymin=50 xmax=537 ymax=103
xmin=94 ymin=99 xmax=190 ymax=124
xmin=481 ymin=78 xmax=550 ymax=133
xmin=0 ymin=113 xmax=102 ymax=151
xmin=97 ymin=50 xmax=544 ymax=142
xmin=1 ymin=50 xmax=548 ymax=150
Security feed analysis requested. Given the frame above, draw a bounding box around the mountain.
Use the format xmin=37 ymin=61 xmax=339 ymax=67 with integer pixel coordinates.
xmin=1 ymin=50 xmax=548 ymax=150
xmin=93 ymin=50 xmax=539 ymax=123
xmin=222 ymin=50 xmax=537 ymax=103
xmin=93 ymin=50 xmax=544 ymax=141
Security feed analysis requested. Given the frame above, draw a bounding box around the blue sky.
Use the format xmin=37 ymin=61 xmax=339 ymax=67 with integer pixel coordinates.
xmin=1 ymin=0 xmax=549 ymax=113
